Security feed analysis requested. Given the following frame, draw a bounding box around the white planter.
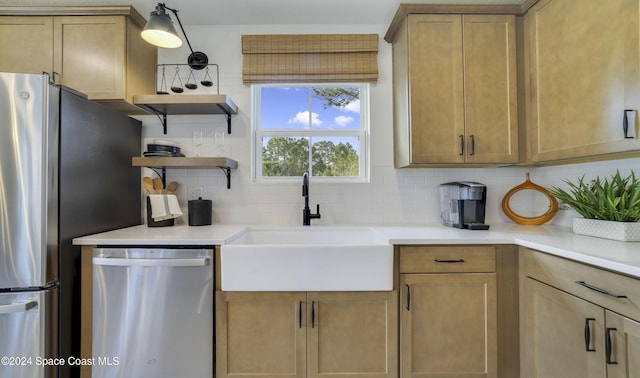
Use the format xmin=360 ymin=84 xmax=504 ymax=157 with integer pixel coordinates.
xmin=573 ymin=218 xmax=640 ymax=242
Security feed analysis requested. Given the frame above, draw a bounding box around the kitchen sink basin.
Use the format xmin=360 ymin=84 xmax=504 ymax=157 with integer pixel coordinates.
xmin=220 ymin=227 xmax=393 ymax=291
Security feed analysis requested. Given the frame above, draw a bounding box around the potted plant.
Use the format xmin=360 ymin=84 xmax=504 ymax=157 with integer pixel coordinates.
xmin=547 ymin=170 xmax=640 ymax=241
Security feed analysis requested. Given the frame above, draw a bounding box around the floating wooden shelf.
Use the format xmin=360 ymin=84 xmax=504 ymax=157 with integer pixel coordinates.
xmin=133 ymin=94 xmax=238 ymax=115
xmin=132 ymin=94 xmax=238 ymax=134
xmin=132 ymin=157 xmax=238 ymax=189
xmin=132 ymin=156 xmax=237 ymax=169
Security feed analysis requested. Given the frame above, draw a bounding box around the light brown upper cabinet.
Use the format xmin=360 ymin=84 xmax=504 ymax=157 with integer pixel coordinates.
xmin=0 ymin=7 xmax=156 ymax=114
xmin=390 ymin=14 xmax=518 ymax=167
xmin=524 ymin=0 xmax=640 ymax=163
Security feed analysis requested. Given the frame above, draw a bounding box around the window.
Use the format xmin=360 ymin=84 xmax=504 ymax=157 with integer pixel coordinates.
xmin=252 ymin=83 xmax=369 ymax=182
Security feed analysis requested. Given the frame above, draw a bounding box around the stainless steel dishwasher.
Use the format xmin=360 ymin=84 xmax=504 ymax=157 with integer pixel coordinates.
xmin=92 ymin=247 xmax=213 ymax=378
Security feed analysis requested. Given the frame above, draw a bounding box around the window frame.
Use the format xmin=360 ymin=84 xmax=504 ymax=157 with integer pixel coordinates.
xmin=251 ymin=83 xmax=370 ymax=183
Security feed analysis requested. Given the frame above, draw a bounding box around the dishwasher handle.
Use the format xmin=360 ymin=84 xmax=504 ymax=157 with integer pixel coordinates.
xmin=93 ymin=257 xmax=209 ymax=267
xmin=0 ymin=300 xmax=38 ymax=315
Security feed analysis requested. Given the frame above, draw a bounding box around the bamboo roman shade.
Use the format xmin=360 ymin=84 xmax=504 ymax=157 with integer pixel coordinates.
xmin=242 ymin=34 xmax=379 ymax=84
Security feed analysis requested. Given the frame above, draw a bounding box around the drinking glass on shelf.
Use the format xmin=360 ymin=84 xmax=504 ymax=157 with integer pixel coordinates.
xmin=192 ymin=130 xmax=203 ymax=157
xmin=214 ymin=127 xmax=225 ymax=156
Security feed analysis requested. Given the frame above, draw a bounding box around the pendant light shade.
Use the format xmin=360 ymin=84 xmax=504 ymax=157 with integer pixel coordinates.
xmin=141 ymin=5 xmax=182 ymax=48
xmin=141 ymin=3 xmax=209 ymax=70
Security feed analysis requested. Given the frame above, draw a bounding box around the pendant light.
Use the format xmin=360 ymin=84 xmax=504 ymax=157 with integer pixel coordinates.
xmin=141 ymin=3 xmax=209 ymax=70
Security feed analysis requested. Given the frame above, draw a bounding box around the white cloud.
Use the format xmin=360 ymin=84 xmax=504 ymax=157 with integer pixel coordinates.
xmin=289 ymin=111 xmax=322 ymax=126
xmin=341 ymin=99 xmax=360 ymax=113
xmin=334 ymin=115 xmax=354 ymax=127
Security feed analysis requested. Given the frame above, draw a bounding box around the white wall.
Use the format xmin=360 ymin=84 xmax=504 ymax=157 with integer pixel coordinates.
xmin=135 ymin=23 xmax=640 ymax=227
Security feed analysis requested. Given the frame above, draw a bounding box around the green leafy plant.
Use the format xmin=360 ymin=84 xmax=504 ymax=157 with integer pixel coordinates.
xmin=547 ymin=170 xmax=640 ymax=222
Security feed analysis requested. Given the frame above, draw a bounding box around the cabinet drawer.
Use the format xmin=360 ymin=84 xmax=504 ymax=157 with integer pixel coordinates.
xmin=399 ymin=245 xmax=496 ymax=273
xmin=523 ymin=248 xmax=640 ymax=322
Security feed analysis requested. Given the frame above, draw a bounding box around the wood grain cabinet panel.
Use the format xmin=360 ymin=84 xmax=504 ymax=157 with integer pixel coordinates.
xmin=521 ymin=278 xmax=606 ymax=378
xmin=215 ymin=292 xmax=307 ymax=378
xmin=0 ymin=8 xmax=156 ymax=114
xmin=606 ymin=311 xmax=640 ymax=378
xmin=525 ymin=0 xmax=640 ymax=162
xmin=0 ymin=16 xmax=53 ymax=75
xmin=397 ymin=245 xmax=503 ymax=378
xmin=400 ymin=273 xmax=498 ymax=378
xmin=216 ymin=291 xmax=398 ymax=378
xmin=521 ymin=248 xmax=640 ymax=378
xmin=392 ymin=14 xmax=518 ymax=166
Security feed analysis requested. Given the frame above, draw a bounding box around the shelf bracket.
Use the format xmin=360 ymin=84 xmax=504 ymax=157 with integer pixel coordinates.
xmin=216 ymin=104 xmax=233 ymax=134
xmin=217 ymin=166 xmax=232 ymax=189
xmin=141 ymin=104 xmax=169 ymax=135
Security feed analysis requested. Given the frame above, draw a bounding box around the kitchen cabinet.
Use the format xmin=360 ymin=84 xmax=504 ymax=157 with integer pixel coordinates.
xmin=524 ymin=0 xmax=640 ymax=163
xmin=0 ymin=6 xmax=157 ymax=115
xmin=521 ymin=248 xmax=640 ymax=378
xmin=522 ymin=277 xmax=606 ymax=378
xmin=0 ymin=16 xmax=53 ymax=75
xmin=215 ymin=290 xmax=398 ymax=378
xmin=389 ymin=13 xmax=518 ymax=166
xmin=606 ymin=311 xmax=640 ymax=378
xmin=398 ymin=245 xmax=499 ymax=378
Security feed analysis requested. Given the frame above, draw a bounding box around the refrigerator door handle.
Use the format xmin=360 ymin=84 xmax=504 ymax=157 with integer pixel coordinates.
xmin=0 ymin=300 xmax=38 ymax=315
xmin=93 ymin=257 xmax=209 ymax=267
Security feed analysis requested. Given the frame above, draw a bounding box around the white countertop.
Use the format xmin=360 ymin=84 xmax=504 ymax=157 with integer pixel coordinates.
xmin=73 ymin=222 xmax=640 ymax=278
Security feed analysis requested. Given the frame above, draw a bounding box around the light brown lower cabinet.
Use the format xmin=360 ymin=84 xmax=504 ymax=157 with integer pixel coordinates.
xmin=400 ymin=273 xmax=498 ymax=378
xmin=606 ymin=310 xmax=640 ymax=378
xmin=398 ymin=245 xmax=503 ymax=378
xmin=522 ymin=278 xmax=607 ymax=378
xmin=215 ymin=290 xmax=398 ymax=378
xmin=521 ymin=248 xmax=640 ymax=378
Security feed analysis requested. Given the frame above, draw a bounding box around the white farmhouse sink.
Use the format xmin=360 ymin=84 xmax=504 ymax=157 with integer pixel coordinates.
xmin=221 ymin=227 xmax=393 ymax=291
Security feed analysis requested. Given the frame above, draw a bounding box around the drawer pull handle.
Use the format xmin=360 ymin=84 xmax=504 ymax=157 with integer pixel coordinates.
xmin=405 ymin=284 xmax=411 ymax=311
xmin=469 ymin=135 xmax=475 ymax=156
xmin=584 ymin=318 xmax=596 ymax=352
xmin=434 ymin=259 xmax=465 ymax=263
xmin=299 ymin=301 xmax=303 ymax=328
xmin=623 ymin=109 xmax=635 ymax=138
xmin=311 ymin=301 xmax=315 ymax=328
xmin=606 ymin=328 xmax=618 ymax=365
xmin=575 ymin=281 xmax=628 ymax=299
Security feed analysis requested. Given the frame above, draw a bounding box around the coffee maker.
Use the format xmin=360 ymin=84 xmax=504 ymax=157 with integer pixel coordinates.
xmin=438 ymin=182 xmax=490 ymax=230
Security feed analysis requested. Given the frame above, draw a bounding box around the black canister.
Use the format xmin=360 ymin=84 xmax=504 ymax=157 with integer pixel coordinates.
xmin=188 ymin=197 xmax=212 ymax=226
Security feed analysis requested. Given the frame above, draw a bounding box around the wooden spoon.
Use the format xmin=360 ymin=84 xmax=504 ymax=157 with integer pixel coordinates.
xmin=153 ymin=177 xmax=164 ymax=194
xmin=142 ymin=177 xmax=155 ymax=194
xmin=166 ymin=181 xmax=179 ymax=195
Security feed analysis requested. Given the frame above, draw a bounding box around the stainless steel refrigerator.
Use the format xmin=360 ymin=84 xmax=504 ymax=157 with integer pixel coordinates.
xmin=0 ymin=72 xmax=142 ymax=378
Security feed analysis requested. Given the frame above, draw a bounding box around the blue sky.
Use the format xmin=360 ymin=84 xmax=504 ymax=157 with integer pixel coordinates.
xmin=260 ymin=86 xmax=360 ymax=130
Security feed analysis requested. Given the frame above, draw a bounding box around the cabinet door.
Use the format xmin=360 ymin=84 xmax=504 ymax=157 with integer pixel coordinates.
xmin=53 ymin=16 xmax=126 ymax=100
xmin=463 ymin=15 xmax=519 ymax=164
xmin=307 ymin=291 xmax=397 ymax=378
xmin=400 ymin=273 xmax=497 ymax=378
xmin=525 ymin=0 xmax=640 ymax=162
xmin=0 ymin=16 xmax=53 ymax=75
xmin=521 ymin=278 xmax=606 ymax=378
xmin=407 ymin=14 xmax=465 ymax=164
xmin=606 ymin=311 xmax=640 ymax=378
xmin=215 ymin=292 xmax=307 ymax=378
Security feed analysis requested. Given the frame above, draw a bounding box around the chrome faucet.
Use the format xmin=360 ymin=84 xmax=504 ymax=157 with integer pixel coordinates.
xmin=302 ymin=172 xmax=321 ymax=226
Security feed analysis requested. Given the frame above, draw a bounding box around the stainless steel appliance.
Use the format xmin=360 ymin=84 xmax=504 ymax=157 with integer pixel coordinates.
xmin=438 ymin=181 xmax=490 ymax=230
xmin=0 ymin=72 xmax=142 ymax=378
xmin=92 ymin=247 xmax=214 ymax=378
